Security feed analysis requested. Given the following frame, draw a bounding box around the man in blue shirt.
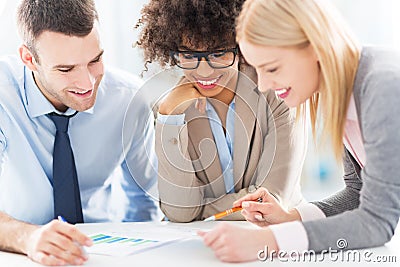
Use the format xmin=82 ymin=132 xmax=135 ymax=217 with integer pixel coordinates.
xmin=0 ymin=0 xmax=159 ymax=265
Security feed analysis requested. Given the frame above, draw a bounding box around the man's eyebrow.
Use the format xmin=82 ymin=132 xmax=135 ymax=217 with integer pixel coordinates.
xmin=52 ymin=50 xmax=104 ymax=69
xmin=52 ymin=63 xmax=76 ymax=70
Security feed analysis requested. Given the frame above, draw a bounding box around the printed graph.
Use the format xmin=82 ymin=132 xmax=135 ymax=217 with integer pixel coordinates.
xmin=86 ymin=232 xmax=177 ymax=256
xmin=90 ymin=233 xmax=158 ymax=246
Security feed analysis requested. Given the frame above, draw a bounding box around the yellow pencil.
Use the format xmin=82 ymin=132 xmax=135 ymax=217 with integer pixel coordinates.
xmin=203 ymin=197 xmax=263 ymax=221
xmin=203 ymin=207 xmax=243 ymax=222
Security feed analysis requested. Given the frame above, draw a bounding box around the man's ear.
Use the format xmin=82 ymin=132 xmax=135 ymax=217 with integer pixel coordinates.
xmin=19 ymin=45 xmax=38 ymax=71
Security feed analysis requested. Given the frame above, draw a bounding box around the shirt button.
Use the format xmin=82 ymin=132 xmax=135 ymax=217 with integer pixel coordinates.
xmin=170 ymin=138 xmax=178 ymax=145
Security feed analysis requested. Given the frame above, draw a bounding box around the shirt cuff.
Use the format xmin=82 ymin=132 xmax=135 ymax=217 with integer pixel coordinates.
xmin=269 ymin=221 xmax=308 ymax=252
xmin=295 ymin=203 xmax=326 ymax=222
xmin=157 ymin=112 xmax=185 ymax=126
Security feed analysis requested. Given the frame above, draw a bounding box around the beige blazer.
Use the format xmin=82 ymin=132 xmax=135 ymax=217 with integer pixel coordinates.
xmin=155 ymin=67 xmax=306 ymax=222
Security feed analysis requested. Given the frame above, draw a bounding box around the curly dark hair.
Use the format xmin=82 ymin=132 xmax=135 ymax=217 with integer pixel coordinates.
xmin=136 ymin=0 xmax=246 ymax=68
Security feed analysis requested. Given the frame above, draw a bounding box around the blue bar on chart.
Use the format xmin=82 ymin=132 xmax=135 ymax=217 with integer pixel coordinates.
xmin=89 ymin=233 xmax=158 ymax=246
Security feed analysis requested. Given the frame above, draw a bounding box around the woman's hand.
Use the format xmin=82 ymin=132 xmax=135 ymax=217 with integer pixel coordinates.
xmin=233 ymin=187 xmax=301 ymax=227
xmin=158 ymin=77 xmax=206 ymax=115
xmin=198 ymin=222 xmax=278 ymax=263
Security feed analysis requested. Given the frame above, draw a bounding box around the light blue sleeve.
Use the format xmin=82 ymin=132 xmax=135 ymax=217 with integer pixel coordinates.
xmin=157 ymin=112 xmax=185 ymax=125
xmin=119 ymin=158 xmax=159 ymax=222
xmin=0 ymin=129 xmax=5 ymax=151
xmin=0 ymin=128 xmax=5 ymax=173
xmin=0 ymin=108 xmax=6 ymax=175
xmin=118 ymin=97 xmax=160 ymax=222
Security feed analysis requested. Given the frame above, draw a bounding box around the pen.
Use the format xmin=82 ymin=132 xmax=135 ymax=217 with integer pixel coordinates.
xmin=203 ymin=197 xmax=263 ymax=221
xmin=58 ymin=215 xmax=67 ymax=222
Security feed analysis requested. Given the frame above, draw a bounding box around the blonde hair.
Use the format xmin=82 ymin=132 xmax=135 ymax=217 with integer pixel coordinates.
xmin=236 ymin=0 xmax=361 ymax=161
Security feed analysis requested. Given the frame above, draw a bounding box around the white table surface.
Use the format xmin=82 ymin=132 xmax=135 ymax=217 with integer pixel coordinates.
xmin=1 ymin=221 xmax=399 ymax=267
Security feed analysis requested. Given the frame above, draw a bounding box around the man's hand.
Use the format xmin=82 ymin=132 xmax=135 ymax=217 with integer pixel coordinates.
xmin=25 ymin=220 xmax=92 ymax=266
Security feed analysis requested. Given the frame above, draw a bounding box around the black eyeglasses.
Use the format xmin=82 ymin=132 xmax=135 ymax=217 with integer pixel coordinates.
xmin=170 ymin=47 xmax=238 ymax=70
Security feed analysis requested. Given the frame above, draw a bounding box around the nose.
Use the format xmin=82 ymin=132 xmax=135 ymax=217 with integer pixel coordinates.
xmin=75 ymin=68 xmax=96 ymax=90
xmin=196 ymin=58 xmax=214 ymax=77
xmin=257 ymin=72 xmax=274 ymax=93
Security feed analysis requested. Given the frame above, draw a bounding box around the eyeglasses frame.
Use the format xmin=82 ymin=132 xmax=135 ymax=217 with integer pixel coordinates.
xmin=170 ymin=47 xmax=239 ymax=70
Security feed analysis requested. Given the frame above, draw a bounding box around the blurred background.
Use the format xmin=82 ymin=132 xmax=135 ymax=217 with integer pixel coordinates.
xmin=1 ymin=0 xmax=399 ymax=202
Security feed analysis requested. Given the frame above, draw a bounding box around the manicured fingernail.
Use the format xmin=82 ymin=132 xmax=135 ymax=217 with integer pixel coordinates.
xmin=255 ymin=214 xmax=264 ymax=221
xmin=242 ymin=202 xmax=249 ymax=208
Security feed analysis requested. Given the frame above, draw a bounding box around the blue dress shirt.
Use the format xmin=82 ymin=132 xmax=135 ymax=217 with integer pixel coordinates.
xmin=0 ymin=55 xmax=159 ymax=224
xmin=157 ymin=99 xmax=235 ymax=194
xmin=206 ymin=101 xmax=235 ymax=193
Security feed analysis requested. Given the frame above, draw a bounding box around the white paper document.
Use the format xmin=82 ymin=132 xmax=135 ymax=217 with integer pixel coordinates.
xmin=85 ymin=222 xmax=201 ymax=257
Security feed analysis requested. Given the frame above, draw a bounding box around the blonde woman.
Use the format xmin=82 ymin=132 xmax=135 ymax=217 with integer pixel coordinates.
xmin=199 ymin=0 xmax=400 ymax=262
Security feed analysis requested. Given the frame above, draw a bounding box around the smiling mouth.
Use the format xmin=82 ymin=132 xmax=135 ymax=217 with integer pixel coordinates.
xmin=274 ymin=87 xmax=291 ymax=98
xmin=275 ymin=88 xmax=288 ymax=94
xmin=197 ymin=77 xmax=220 ymax=86
xmin=70 ymin=90 xmax=90 ymax=94
xmin=68 ymin=89 xmax=93 ymax=97
xmin=195 ymin=75 xmax=224 ymax=90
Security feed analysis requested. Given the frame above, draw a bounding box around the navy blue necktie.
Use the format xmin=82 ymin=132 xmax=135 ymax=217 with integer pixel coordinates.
xmin=49 ymin=112 xmax=83 ymax=224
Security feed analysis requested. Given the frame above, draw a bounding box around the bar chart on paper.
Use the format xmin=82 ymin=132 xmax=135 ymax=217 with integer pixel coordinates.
xmin=87 ymin=233 xmax=179 ymax=257
xmin=82 ymin=222 xmax=203 ymax=257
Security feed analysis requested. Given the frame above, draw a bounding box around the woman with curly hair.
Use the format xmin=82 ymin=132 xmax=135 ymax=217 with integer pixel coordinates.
xmin=199 ymin=0 xmax=400 ymax=263
xmin=136 ymin=0 xmax=306 ymax=222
